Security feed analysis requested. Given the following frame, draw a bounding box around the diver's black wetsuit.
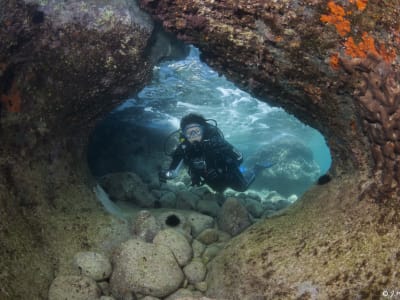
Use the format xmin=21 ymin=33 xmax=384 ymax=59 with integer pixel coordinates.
xmin=168 ymin=125 xmax=252 ymax=192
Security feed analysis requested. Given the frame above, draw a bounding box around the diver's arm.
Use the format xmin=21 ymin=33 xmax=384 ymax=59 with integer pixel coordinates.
xmin=159 ymin=144 xmax=185 ymax=182
xmin=163 ymin=159 xmax=183 ymax=180
xmin=169 ymin=144 xmax=185 ymax=170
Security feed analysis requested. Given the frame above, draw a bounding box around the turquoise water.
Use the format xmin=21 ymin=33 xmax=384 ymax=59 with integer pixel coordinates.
xmin=118 ymin=46 xmax=331 ymax=175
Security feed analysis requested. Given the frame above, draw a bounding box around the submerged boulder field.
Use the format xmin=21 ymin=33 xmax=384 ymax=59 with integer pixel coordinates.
xmin=138 ymin=0 xmax=400 ymax=298
xmin=0 ymin=0 xmax=399 ymax=299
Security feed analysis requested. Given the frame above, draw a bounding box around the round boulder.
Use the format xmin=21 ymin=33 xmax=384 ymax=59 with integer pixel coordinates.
xmin=131 ymin=210 xmax=161 ymax=242
xmin=183 ymin=258 xmax=207 ymax=284
xmin=48 ymin=275 xmax=100 ymax=300
xmin=153 ymin=229 xmax=193 ymax=267
xmin=217 ymin=197 xmax=251 ymax=236
xmin=159 ymin=191 xmax=177 ymax=208
xmin=175 ymin=190 xmax=200 ymax=210
xmin=196 ymin=228 xmax=219 ymax=246
xmin=110 ymin=239 xmax=184 ymax=298
xmin=196 ymin=199 xmax=220 ymax=217
xmin=164 ymin=288 xmax=194 ymax=300
xmin=73 ymin=251 xmax=112 ymax=281
xmin=187 ymin=212 xmax=215 ymax=238
xmin=192 ymin=239 xmax=206 ymax=258
xmin=99 ymin=172 xmax=156 ymax=207
xmin=244 ymin=198 xmax=264 ymax=218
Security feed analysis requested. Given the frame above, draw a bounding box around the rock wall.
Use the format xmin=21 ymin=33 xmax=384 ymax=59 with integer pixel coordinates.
xmin=0 ymin=0 xmax=155 ymax=298
xmin=138 ymin=0 xmax=400 ymax=298
xmin=1 ymin=0 xmax=400 ymax=298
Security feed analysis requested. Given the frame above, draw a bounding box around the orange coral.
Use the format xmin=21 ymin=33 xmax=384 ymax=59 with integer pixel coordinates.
xmin=329 ymin=53 xmax=340 ymax=70
xmin=378 ymin=44 xmax=397 ymax=62
xmin=1 ymin=80 xmax=21 ymax=112
xmin=344 ymin=37 xmax=368 ymax=58
xmin=321 ymin=1 xmax=397 ymax=70
xmin=320 ymin=1 xmax=351 ymax=36
xmin=344 ymin=32 xmax=396 ymax=62
xmin=349 ymin=0 xmax=368 ymax=11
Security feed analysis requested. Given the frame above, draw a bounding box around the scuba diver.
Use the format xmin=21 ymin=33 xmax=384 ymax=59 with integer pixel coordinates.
xmin=159 ymin=113 xmax=268 ymax=193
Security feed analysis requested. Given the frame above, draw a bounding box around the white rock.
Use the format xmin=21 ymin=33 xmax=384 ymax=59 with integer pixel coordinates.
xmin=192 ymin=239 xmax=206 ymax=258
xmin=153 ymin=229 xmax=193 ymax=267
xmin=110 ymin=239 xmax=184 ymax=298
xmin=132 ymin=210 xmax=161 ymax=242
xmin=194 ymin=281 xmax=207 ymax=293
xmin=73 ymin=251 xmax=112 ymax=281
xmin=187 ymin=212 xmax=215 ymax=237
xmin=202 ymin=244 xmax=224 ymax=264
xmin=164 ymin=288 xmax=193 ymax=300
xmin=48 ymin=275 xmax=100 ymax=300
xmin=196 ymin=228 xmax=219 ymax=245
xmin=183 ymin=259 xmax=206 ymax=284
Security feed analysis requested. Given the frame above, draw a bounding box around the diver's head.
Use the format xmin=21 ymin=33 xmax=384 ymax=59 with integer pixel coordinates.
xmin=180 ymin=113 xmax=206 ymax=143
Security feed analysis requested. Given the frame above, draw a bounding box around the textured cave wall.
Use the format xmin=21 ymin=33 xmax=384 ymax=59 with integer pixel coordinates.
xmin=1 ymin=0 xmax=399 ymax=298
xmin=139 ymin=0 xmax=400 ymax=298
xmin=0 ymin=0 xmax=156 ymax=298
xmin=140 ymin=0 xmax=400 ymax=201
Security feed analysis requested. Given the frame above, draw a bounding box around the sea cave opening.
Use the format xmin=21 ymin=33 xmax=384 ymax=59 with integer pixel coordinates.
xmin=87 ymin=46 xmax=331 ymax=220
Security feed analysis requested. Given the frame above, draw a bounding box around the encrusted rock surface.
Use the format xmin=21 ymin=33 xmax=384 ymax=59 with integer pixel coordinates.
xmin=110 ymin=238 xmax=184 ymax=298
xmin=73 ymin=251 xmax=112 ymax=281
xmin=153 ymin=228 xmax=193 ymax=267
xmin=138 ymin=0 xmax=400 ymax=298
xmin=0 ymin=0 xmax=156 ymax=298
xmin=48 ymin=275 xmax=101 ymax=300
xmin=217 ymin=197 xmax=251 ymax=236
xmin=206 ymin=174 xmax=400 ymax=298
xmin=2 ymin=0 xmax=400 ymax=299
xmin=99 ymin=172 xmax=157 ymax=207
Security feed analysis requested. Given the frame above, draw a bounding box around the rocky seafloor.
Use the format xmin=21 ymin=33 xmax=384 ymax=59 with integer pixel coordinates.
xmin=48 ymin=169 xmax=301 ymax=299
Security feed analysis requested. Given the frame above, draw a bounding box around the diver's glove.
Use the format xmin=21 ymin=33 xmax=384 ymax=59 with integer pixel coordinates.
xmin=190 ymin=175 xmax=204 ymax=187
xmin=206 ymin=168 xmax=220 ymax=181
xmin=158 ymin=170 xmax=176 ymax=183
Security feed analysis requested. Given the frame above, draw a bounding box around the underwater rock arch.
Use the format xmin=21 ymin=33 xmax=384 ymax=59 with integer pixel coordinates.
xmin=138 ymin=0 xmax=400 ymax=298
xmin=0 ymin=0 xmax=399 ymax=298
xmin=139 ymin=0 xmax=400 ymax=201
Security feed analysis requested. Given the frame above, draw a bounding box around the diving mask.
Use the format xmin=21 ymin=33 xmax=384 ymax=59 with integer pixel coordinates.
xmin=183 ymin=123 xmax=203 ymax=140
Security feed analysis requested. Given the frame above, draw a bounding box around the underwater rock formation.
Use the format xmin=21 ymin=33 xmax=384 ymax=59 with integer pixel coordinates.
xmin=247 ymin=137 xmax=321 ymax=197
xmin=140 ymin=0 xmax=400 ymax=200
xmin=139 ymin=0 xmax=400 ymax=298
xmin=1 ymin=0 xmax=400 ymax=298
xmin=0 ymin=0 xmax=170 ymax=298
